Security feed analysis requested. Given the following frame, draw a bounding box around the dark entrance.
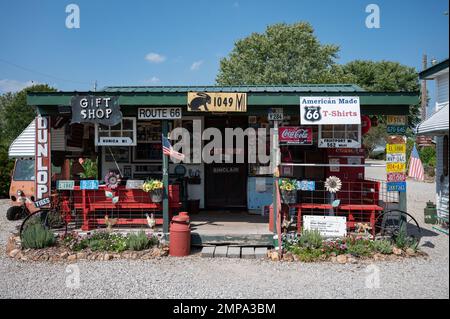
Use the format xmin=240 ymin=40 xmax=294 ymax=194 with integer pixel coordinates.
xmin=205 ymin=116 xmax=248 ymax=209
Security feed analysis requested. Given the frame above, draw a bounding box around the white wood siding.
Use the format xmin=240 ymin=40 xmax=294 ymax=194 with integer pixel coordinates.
xmin=436 ymin=135 xmax=449 ymax=219
xmin=436 ymin=73 xmax=449 ymax=111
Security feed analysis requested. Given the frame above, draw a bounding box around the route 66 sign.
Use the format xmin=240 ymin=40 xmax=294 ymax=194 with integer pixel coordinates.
xmin=303 ymin=106 xmax=322 ymax=122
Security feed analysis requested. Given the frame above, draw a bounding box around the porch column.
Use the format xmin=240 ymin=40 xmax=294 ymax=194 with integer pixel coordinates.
xmin=272 ymin=120 xmax=280 ymax=234
xmin=162 ymin=120 xmax=169 ymax=233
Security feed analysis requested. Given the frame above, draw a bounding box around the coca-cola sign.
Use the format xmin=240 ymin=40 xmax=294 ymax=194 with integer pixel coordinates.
xmin=279 ymin=126 xmax=313 ymax=145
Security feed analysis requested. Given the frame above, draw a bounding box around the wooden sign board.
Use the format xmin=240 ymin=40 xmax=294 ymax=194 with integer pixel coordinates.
xmin=187 ymin=92 xmax=247 ymax=112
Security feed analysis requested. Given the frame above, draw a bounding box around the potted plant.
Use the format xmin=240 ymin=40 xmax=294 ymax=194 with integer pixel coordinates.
xmin=142 ymin=179 xmax=164 ymax=203
xmin=279 ymin=179 xmax=298 ymax=204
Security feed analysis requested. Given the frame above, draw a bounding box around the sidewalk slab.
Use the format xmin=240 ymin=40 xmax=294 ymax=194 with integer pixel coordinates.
xmin=214 ymin=246 xmax=228 ymax=258
xmin=254 ymin=247 xmax=268 ymax=259
xmin=241 ymin=247 xmax=255 ymax=259
xmin=201 ymin=246 xmax=215 ymax=258
xmin=227 ymin=247 xmax=241 ymax=258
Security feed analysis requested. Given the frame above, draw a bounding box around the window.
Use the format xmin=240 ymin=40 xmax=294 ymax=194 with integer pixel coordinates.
xmin=133 ymin=121 xmax=163 ymax=162
xmin=444 ymin=135 xmax=448 ymax=177
xmin=95 ymin=118 xmax=137 ymax=146
xmin=319 ymin=124 xmax=361 ymax=148
xmin=13 ymin=159 xmax=35 ymax=181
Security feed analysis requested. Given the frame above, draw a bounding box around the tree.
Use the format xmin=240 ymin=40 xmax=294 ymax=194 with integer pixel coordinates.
xmin=0 ymin=84 xmax=57 ymax=147
xmin=216 ymin=22 xmax=354 ymax=85
xmin=342 ymin=60 xmax=421 ymax=127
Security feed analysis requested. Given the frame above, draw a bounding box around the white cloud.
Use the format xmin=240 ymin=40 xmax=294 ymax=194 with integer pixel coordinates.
xmin=0 ymin=79 xmax=35 ymax=93
xmin=143 ymin=77 xmax=160 ymax=84
xmin=145 ymin=52 xmax=166 ymax=63
xmin=190 ymin=60 xmax=203 ymax=71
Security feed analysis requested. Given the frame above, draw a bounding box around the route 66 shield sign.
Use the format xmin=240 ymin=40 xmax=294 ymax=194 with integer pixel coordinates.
xmin=303 ymin=106 xmax=322 ymax=122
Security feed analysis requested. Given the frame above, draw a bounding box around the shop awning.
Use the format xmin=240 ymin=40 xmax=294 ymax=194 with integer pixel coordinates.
xmin=416 ymin=103 xmax=449 ymax=135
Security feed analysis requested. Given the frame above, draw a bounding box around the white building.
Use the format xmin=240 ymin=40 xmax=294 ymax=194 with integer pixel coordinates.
xmin=417 ymin=58 xmax=449 ymax=231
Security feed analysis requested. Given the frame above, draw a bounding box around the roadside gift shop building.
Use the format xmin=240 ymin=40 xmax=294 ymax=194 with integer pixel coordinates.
xmin=23 ymin=85 xmax=418 ymax=244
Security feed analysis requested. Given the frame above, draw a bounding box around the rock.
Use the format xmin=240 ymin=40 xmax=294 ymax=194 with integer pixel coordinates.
xmin=348 ymin=257 xmax=358 ymax=264
xmin=393 ymin=247 xmax=402 ymax=255
xmin=6 ymin=236 xmax=17 ymax=254
xmin=330 ymin=256 xmax=337 ymax=263
xmin=104 ymin=254 xmax=112 ymax=261
xmin=373 ymin=253 xmax=385 ymax=261
xmin=336 ymin=255 xmax=347 ymax=264
xmin=406 ymin=248 xmax=416 ymax=256
xmin=67 ymin=254 xmax=77 ymax=262
xmin=113 ymin=254 xmax=121 ymax=259
xmin=131 ymin=253 xmax=138 ymax=259
xmin=76 ymin=252 xmax=87 ymax=260
xmin=8 ymin=248 xmax=20 ymax=258
xmin=20 ymin=256 xmax=29 ymax=261
xmin=39 ymin=254 xmax=49 ymax=261
xmin=282 ymin=252 xmax=294 ymax=262
xmin=270 ymin=251 xmax=280 ymax=261
xmin=330 ymin=252 xmax=337 ymax=257
xmin=60 ymin=251 xmax=69 ymax=259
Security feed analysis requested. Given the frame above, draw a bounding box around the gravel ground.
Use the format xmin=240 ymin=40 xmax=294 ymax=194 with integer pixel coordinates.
xmin=0 ymin=162 xmax=448 ymax=299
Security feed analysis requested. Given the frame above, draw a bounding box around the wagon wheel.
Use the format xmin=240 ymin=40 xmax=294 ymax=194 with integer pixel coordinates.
xmin=374 ymin=210 xmax=422 ymax=249
xmin=20 ymin=209 xmax=68 ymax=240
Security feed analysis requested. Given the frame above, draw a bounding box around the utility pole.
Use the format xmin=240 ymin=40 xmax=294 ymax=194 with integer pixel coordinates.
xmin=93 ymin=80 xmax=97 ymax=92
xmin=421 ymin=54 xmax=427 ymax=120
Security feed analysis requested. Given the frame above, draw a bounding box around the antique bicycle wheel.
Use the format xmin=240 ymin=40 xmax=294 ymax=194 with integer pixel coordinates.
xmin=374 ymin=210 xmax=422 ymax=248
xmin=20 ymin=209 xmax=68 ymax=239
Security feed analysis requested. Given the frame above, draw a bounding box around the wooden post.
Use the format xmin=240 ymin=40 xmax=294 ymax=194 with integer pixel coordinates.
xmin=272 ymin=120 xmax=280 ymax=234
xmin=162 ymin=120 xmax=169 ymax=234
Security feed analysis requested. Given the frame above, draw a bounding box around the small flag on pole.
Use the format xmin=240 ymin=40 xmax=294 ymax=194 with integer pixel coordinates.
xmin=408 ymin=143 xmax=425 ymax=181
xmin=162 ymin=134 xmax=185 ymax=161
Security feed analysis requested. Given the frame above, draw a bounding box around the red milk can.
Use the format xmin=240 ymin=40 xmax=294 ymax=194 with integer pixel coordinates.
xmin=169 ymin=213 xmax=191 ymax=257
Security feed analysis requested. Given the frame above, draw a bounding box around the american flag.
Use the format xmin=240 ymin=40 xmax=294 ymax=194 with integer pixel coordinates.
xmin=162 ymin=134 xmax=185 ymax=161
xmin=408 ymin=143 xmax=424 ymax=181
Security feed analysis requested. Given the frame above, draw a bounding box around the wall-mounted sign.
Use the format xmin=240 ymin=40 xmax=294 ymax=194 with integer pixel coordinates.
xmin=300 ymin=96 xmax=361 ymax=125
xmin=125 ymin=180 xmax=145 ymax=189
xmin=187 ymin=92 xmax=247 ymax=112
xmin=386 ymin=144 xmax=406 ymax=154
xmin=138 ymin=107 xmax=182 ymax=120
xmin=35 ymin=116 xmax=51 ymax=208
xmin=71 ymin=96 xmax=122 ymax=126
xmin=319 ymin=138 xmax=361 ymax=148
xmin=268 ymin=108 xmax=284 ymax=121
xmin=98 ymin=137 xmax=134 ymax=146
xmin=386 ymin=162 xmax=406 ymax=173
xmin=279 ymin=127 xmax=313 ymax=145
xmin=56 ymin=180 xmax=75 ymax=190
xmin=387 ymin=115 xmax=407 ymax=126
xmin=296 ymin=180 xmax=316 ymax=191
xmin=361 ymin=115 xmax=372 ymax=135
xmin=387 ymin=182 xmax=406 ymax=192
xmin=34 ymin=197 xmax=51 ymax=208
xmin=80 ymin=180 xmax=99 ymax=190
xmin=303 ymin=215 xmax=347 ymax=237
xmin=213 ymin=167 xmax=240 ymax=174
xmin=387 ymin=173 xmax=407 ymax=182
xmin=387 ymin=125 xmax=407 ymax=134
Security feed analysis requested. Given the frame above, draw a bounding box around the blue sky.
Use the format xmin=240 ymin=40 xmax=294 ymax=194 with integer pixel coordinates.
xmin=0 ymin=0 xmax=448 ymax=95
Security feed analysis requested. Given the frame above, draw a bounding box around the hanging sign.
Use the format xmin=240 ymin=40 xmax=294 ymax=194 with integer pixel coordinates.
xmin=300 ymin=96 xmax=361 ymax=125
xmin=35 ymin=116 xmax=51 ymax=208
xmin=56 ymin=180 xmax=75 ymax=190
xmin=71 ymin=96 xmax=122 ymax=126
xmin=279 ymin=127 xmax=313 ymax=145
xmin=187 ymin=92 xmax=247 ymax=112
xmin=138 ymin=107 xmax=182 ymax=120
xmin=303 ymin=215 xmax=347 ymax=237
xmin=80 ymin=180 xmax=99 ymax=190
xmin=98 ymin=137 xmax=134 ymax=146
xmin=319 ymin=138 xmax=361 ymax=148
xmin=268 ymin=108 xmax=284 ymax=121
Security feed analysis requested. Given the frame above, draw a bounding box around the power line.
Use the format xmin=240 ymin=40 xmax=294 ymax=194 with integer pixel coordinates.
xmin=0 ymin=57 xmax=93 ymax=86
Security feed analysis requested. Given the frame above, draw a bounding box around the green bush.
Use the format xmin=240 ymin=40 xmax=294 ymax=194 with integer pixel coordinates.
xmin=21 ymin=223 xmax=56 ymax=249
xmin=394 ymin=225 xmax=418 ymax=250
xmin=298 ymin=229 xmax=323 ymax=249
xmin=127 ymin=231 xmax=157 ymax=251
xmin=289 ymin=246 xmax=324 ymax=262
xmin=346 ymin=238 xmax=373 ymax=257
xmin=420 ymin=146 xmax=436 ymax=166
xmin=372 ymin=239 xmax=393 ymax=254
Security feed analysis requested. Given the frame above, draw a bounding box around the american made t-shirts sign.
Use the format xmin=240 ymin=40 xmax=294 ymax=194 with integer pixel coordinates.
xmin=300 ymin=96 xmax=361 ymax=125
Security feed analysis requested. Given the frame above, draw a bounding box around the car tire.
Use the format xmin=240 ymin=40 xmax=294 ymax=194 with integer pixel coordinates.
xmin=6 ymin=206 xmax=24 ymax=221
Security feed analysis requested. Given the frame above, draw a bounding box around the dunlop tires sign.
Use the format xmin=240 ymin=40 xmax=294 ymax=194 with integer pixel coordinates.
xmin=187 ymin=92 xmax=247 ymax=112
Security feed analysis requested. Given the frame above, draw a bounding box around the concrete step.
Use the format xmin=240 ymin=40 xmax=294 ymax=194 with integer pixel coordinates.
xmin=192 ymin=233 xmax=273 ymax=246
xmin=200 ymin=246 xmax=267 ymax=259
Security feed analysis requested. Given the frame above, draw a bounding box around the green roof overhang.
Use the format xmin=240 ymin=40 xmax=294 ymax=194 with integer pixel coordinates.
xmin=27 ymin=88 xmax=419 ymax=116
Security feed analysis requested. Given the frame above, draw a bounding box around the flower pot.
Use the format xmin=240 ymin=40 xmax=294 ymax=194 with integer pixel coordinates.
xmin=280 ymin=189 xmax=297 ymax=204
xmin=150 ymin=189 xmax=163 ymax=203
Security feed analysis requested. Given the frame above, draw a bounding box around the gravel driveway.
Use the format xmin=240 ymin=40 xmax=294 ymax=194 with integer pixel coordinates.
xmin=0 ymin=163 xmax=448 ymax=299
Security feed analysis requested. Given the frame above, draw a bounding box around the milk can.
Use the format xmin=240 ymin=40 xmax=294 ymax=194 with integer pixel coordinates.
xmin=169 ymin=212 xmax=191 ymax=257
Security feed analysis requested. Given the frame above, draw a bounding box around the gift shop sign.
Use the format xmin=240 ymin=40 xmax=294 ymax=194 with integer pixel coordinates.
xmin=71 ymin=96 xmax=122 ymax=126
xmin=279 ymin=127 xmax=312 ymax=145
xmin=35 ymin=116 xmax=51 ymax=208
xmin=300 ymin=96 xmax=361 ymax=125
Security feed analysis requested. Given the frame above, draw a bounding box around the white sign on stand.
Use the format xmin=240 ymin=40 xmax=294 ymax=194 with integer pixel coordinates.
xmin=303 ymin=215 xmax=347 ymax=237
xmin=268 ymin=108 xmax=284 ymax=121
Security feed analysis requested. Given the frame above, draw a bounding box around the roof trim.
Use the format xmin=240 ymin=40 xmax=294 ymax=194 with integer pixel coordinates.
xmin=419 ymin=58 xmax=449 ymax=80
xmin=416 ymin=103 xmax=449 ymax=135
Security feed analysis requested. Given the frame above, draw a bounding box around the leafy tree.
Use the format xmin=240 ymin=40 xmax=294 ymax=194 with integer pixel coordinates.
xmin=216 ymin=22 xmax=354 ymax=85
xmin=342 ymin=60 xmax=421 ymax=127
xmin=0 ymin=84 xmax=57 ymax=147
